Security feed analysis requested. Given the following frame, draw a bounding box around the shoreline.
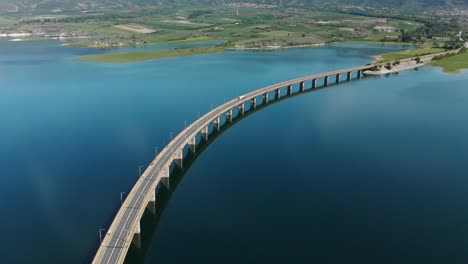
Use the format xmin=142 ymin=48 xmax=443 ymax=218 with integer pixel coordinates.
xmin=365 ymin=50 xmax=461 ymax=75
xmin=0 ymin=35 xmax=215 ymax=48
xmin=364 ymin=60 xmax=427 ymax=75
xmin=429 ymin=50 xmax=468 ymax=73
xmin=341 ymin=40 xmax=416 ymax=46
xmin=3 ymin=36 xmax=414 ymax=52
xmin=8 ymin=35 xmax=463 ymax=71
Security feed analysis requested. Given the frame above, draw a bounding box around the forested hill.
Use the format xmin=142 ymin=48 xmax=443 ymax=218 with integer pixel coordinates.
xmin=2 ymin=0 xmax=467 ymax=12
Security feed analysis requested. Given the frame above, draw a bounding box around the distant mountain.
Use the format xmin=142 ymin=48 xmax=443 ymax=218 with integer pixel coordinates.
xmin=1 ymin=0 xmax=467 ymax=13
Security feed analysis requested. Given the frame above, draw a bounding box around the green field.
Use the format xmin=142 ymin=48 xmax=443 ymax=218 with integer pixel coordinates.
xmin=1 ymin=5 xmax=459 ymax=52
xmin=76 ymin=46 xmax=224 ymax=63
xmin=380 ymin=48 xmax=445 ymax=61
xmin=0 ymin=16 xmax=18 ymax=25
xmin=430 ymin=52 xmax=468 ymax=73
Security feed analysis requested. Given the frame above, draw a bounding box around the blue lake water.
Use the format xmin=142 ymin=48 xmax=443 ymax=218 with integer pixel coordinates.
xmin=0 ymin=40 xmax=468 ymax=263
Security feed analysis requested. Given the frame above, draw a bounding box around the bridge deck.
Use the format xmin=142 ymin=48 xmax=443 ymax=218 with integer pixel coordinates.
xmin=92 ymin=64 xmax=374 ymax=264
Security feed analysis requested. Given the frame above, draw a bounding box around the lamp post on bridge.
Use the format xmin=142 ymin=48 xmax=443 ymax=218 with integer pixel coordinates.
xmin=120 ymin=192 xmax=126 ymax=205
xmin=99 ymin=228 xmax=106 ymax=244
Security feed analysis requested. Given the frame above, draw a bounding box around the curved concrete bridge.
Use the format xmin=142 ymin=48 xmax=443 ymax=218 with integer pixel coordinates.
xmin=92 ymin=64 xmax=374 ymax=264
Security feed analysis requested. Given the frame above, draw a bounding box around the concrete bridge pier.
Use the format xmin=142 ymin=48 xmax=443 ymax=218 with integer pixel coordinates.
xmin=263 ymin=93 xmax=269 ymax=104
xmin=175 ymin=151 xmax=183 ymax=168
xmin=188 ymin=136 xmax=196 ymax=153
xmin=347 ymin=72 xmax=352 ymax=81
xmin=201 ymin=125 xmax=209 ymax=141
xmin=132 ymin=222 xmax=141 ymax=248
xmin=300 ymin=82 xmax=305 ymax=92
xmin=161 ymin=168 xmax=170 ymax=189
xmin=147 ymin=189 xmax=156 ymax=215
xmin=287 ymin=85 xmax=292 ymax=95
xmin=312 ymin=79 xmax=317 ymax=89
xmin=214 ymin=116 xmax=221 ymax=130
xmin=324 ymin=76 xmax=329 ymax=86
xmin=357 ymin=70 xmax=362 ymax=79
xmin=336 ymin=73 xmax=341 ymax=83
xmin=226 ymin=109 xmax=233 ymax=123
xmin=239 ymin=103 xmax=245 ymax=115
xmin=251 ymin=98 xmax=257 ymax=109
xmin=275 ymin=88 xmax=281 ymax=99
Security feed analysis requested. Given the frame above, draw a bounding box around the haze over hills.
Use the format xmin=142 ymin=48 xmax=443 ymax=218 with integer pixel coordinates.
xmin=2 ymin=0 xmax=468 ymax=12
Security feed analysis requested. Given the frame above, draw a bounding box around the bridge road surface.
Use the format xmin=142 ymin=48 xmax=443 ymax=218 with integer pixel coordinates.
xmin=92 ymin=65 xmax=375 ymax=264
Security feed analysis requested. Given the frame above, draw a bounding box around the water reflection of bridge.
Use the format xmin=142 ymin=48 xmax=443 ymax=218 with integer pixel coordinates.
xmin=92 ymin=65 xmax=374 ymax=264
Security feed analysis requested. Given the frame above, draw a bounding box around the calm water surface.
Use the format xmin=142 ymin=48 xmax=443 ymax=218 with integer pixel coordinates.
xmin=0 ymin=40 xmax=467 ymax=264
